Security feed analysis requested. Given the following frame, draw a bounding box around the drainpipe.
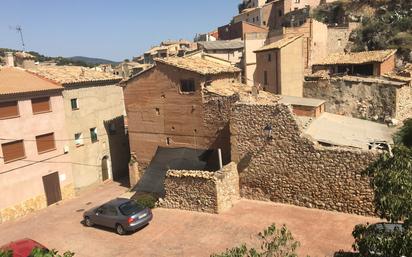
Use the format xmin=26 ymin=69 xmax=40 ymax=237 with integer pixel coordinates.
xmin=218 ymin=148 xmax=223 ymax=170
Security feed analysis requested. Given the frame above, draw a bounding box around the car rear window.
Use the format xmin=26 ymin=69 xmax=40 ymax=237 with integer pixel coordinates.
xmin=119 ymin=201 xmax=145 ymax=216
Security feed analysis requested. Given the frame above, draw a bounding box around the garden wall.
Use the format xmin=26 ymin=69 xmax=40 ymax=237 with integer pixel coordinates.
xmin=161 ymin=162 xmax=239 ymax=213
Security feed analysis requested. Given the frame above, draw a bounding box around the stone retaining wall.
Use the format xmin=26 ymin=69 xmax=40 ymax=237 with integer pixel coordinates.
xmin=303 ymin=78 xmax=399 ymax=122
xmin=231 ymin=102 xmax=379 ymax=216
xmin=161 ymin=162 xmax=239 ymax=213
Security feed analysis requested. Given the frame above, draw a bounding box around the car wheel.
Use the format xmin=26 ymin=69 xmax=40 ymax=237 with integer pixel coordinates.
xmin=116 ymin=224 xmax=126 ymax=235
xmin=84 ymin=217 xmax=93 ymax=227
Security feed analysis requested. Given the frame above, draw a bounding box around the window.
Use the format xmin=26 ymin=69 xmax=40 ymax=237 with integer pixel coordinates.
xmin=295 ymin=0 xmax=300 ymax=3
xmin=70 ymin=99 xmax=79 ymax=110
xmin=0 ymin=101 xmax=19 ymax=119
xmin=155 ymin=108 xmax=160 ymax=116
xmin=278 ymin=10 xmax=283 ymax=17
xmin=1 ymin=140 xmax=25 ymax=163
xmin=90 ymin=128 xmax=98 ymax=143
xmin=180 ymin=79 xmax=195 ymax=93
xmin=32 ymin=97 xmax=51 ymax=114
xmin=268 ymin=54 xmax=272 ymax=62
xmin=74 ymin=133 xmax=84 ymax=146
xmin=36 ymin=133 xmax=56 ymax=154
xmin=109 ymin=123 xmax=116 ymax=135
xmin=264 ymin=71 xmax=268 ymax=85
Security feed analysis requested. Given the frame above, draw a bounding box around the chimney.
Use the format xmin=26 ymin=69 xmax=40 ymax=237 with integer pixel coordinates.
xmin=5 ymin=52 xmax=15 ymax=67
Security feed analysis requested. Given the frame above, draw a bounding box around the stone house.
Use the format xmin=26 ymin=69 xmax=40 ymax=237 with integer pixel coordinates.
xmin=254 ymin=35 xmax=304 ymax=96
xmin=122 ymin=57 xmax=242 ymax=170
xmin=29 ymin=66 xmax=129 ymax=190
xmin=327 ymin=22 xmax=360 ymax=55
xmin=304 ymin=50 xmax=412 ymax=122
xmin=312 ymin=49 xmax=397 ymax=77
xmin=0 ymin=67 xmax=75 ymax=223
xmin=218 ymin=21 xmax=268 ymax=41
xmin=243 ymin=18 xmax=328 ymax=86
xmin=197 ymin=40 xmax=244 ymax=67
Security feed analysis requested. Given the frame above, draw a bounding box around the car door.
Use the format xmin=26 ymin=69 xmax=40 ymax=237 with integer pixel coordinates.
xmin=95 ymin=204 xmax=118 ymax=228
xmin=93 ymin=205 xmax=108 ymax=226
xmin=105 ymin=205 xmax=120 ymax=228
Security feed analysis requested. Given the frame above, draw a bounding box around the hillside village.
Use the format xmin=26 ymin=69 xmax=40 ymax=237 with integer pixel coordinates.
xmin=1 ymin=0 xmax=412 ymax=256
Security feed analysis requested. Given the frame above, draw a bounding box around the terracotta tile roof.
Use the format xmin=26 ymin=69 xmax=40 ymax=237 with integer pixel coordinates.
xmin=155 ymin=57 xmax=241 ymax=75
xmin=0 ymin=67 xmax=62 ymax=96
xmin=254 ymin=35 xmax=303 ymax=52
xmin=28 ymin=66 xmax=122 ymax=85
xmin=314 ymin=49 xmax=397 ymax=66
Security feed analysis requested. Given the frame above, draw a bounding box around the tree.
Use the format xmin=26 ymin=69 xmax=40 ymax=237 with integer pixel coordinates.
xmin=365 ymin=145 xmax=412 ymax=223
xmin=211 ymin=224 xmax=300 ymax=257
xmin=352 ymin=120 xmax=412 ymax=257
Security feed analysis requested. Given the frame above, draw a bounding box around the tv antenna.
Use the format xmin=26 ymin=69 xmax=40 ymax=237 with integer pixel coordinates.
xmin=9 ymin=25 xmax=26 ymax=51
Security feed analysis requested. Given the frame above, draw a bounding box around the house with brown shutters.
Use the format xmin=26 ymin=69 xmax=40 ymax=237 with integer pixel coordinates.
xmin=122 ymin=57 xmax=242 ymax=172
xmin=0 ymin=67 xmax=75 ymax=223
xmin=28 ymin=66 xmax=129 ymax=191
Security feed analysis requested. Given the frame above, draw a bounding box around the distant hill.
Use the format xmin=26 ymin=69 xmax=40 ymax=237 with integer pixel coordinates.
xmin=68 ymin=56 xmax=120 ymax=66
xmin=0 ymin=48 xmax=120 ymax=67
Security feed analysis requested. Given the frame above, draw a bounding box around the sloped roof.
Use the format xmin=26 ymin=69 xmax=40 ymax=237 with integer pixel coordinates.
xmin=28 ymin=66 xmax=122 ymax=85
xmin=305 ymin=112 xmax=394 ymax=149
xmin=155 ymin=57 xmax=241 ymax=75
xmin=0 ymin=67 xmax=62 ymax=96
xmin=254 ymin=35 xmax=303 ymax=52
xmin=279 ymin=95 xmax=325 ymax=107
xmin=314 ymin=49 xmax=397 ymax=66
xmin=198 ymin=40 xmax=244 ymax=50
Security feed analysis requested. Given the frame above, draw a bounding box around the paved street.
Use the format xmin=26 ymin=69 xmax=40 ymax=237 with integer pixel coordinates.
xmin=0 ymin=182 xmax=380 ymax=257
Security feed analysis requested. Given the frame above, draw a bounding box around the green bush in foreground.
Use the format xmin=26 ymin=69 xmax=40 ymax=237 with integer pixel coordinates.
xmin=211 ymin=224 xmax=300 ymax=257
xmin=0 ymin=248 xmax=74 ymax=257
xmin=133 ymin=194 xmax=157 ymax=209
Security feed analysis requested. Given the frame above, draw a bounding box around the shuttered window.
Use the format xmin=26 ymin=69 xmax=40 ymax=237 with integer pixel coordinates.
xmin=0 ymin=101 xmax=19 ymax=119
xmin=1 ymin=140 xmax=25 ymax=163
xmin=32 ymin=97 xmax=51 ymax=114
xmin=36 ymin=133 xmax=56 ymax=154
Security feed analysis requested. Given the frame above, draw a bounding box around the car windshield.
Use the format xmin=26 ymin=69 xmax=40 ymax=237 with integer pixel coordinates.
xmin=119 ymin=201 xmax=144 ymax=216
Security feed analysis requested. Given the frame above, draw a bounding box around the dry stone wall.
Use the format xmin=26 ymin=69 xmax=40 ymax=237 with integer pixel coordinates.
xmin=161 ymin=162 xmax=239 ymax=213
xmin=303 ymin=78 xmax=399 ymax=122
xmin=231 ymin=102 xmax=378 ymax=216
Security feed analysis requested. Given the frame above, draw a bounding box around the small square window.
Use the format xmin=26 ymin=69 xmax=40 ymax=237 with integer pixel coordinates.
xmin=71 ymin=99 xmax=79 ymax=110
xmin=90 ymin=128 xmax=98 ymax=143
xmin=180 ymin=80 xmax=195 ymax=93
xmin=74 ymin=133 xmax=84 ymax=146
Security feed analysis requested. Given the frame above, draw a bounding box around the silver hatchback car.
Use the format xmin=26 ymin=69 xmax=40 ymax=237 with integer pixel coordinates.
xmin=83 ymin=198 xmax=153 ymax=235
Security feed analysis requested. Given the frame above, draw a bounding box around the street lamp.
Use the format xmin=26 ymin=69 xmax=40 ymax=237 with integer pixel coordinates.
xmin=263 ymin=124 xmax=273 ymax=140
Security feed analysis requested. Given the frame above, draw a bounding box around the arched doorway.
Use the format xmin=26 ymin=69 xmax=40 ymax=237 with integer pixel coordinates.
xmin=101 ymin=156 xmax=110 ymax=181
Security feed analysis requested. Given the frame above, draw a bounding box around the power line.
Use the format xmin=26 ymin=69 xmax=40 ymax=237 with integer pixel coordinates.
xmin=0 ymin=154 xmax=102 ymax=175
xmin=0 ymin=131 xmax=124 ymax=142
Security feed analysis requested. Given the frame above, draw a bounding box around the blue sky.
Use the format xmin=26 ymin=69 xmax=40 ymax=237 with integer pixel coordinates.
xmin=0 ymin=0 xmax=239 ymax=61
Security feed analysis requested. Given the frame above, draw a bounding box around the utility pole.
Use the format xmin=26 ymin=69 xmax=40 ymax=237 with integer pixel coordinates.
xmin=9 ymin=25 xmax=26 ymax=51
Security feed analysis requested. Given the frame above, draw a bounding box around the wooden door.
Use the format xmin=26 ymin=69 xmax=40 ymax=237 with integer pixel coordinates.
xmin=42 ymin=172 xmax=62 ymax=206
xmin=102 ymin=157 xmax=109 ymax=181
